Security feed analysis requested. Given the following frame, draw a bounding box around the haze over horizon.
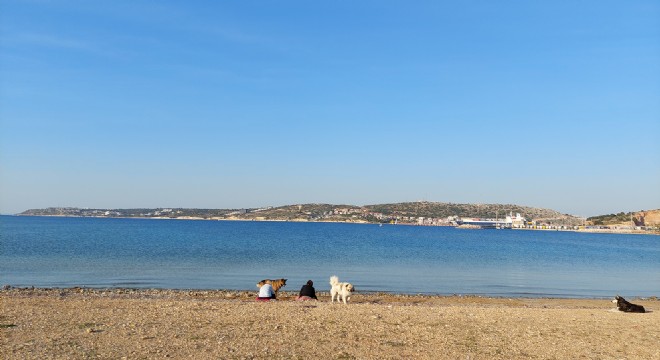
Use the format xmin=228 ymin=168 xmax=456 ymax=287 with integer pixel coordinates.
xmin=1 ymin=1 xmax=659 ymax=218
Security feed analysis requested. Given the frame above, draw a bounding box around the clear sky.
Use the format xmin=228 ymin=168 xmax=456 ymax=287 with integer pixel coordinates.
xmin=1 ymin=1 xmax=659 ymax=217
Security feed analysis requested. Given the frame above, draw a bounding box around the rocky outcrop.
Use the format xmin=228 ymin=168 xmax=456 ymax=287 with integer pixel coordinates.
xmin=635 ymin=210 xmax=660 ymax=226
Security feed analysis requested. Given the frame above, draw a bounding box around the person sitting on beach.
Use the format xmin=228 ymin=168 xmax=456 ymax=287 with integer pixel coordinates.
xmin=296 ymin=280 xmax=317 ymax=301
xmin=256 ymin=280 xmax=276 ymax=301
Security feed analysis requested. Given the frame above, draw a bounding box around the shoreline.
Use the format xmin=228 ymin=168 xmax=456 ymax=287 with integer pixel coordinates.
xmin=2 ymin=286 xmax=657 ymax=301
xmin=8 ymin=214 xmax=659 ymax=235
xmin=4 ymin=287 xmax=657 ymax=305
xmin=3 ymin=287 xmax=658 ymax=359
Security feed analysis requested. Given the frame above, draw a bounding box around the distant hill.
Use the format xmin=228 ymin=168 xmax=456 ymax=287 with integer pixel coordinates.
xmin=362 ymin=201 xmax=574 ymax=222
xmin=17 ymin=202 xmax=584 ymax=226
xmin=587 ymin=209 xmax=660 ymax=227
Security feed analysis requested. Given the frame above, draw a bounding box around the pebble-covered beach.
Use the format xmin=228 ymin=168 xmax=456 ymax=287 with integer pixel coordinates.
xmin=2 ymin=288 xmax=658 ymax=359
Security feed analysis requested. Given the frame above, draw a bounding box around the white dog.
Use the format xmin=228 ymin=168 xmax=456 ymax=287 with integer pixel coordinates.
xmin=330 ymin=275 xmax=355 ymax=304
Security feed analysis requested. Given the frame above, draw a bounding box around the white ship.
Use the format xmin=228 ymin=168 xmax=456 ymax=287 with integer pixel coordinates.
xmin=456 ymin=212 xmax=525 ymax=229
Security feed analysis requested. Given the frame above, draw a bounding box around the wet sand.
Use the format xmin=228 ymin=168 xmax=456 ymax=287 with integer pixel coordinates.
xmin=2 ymin=288 xmax=658 ymax=359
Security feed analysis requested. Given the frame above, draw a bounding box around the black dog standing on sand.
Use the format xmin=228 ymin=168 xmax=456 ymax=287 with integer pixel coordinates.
xmin=613 ymin=295 xmax=646 ymax=313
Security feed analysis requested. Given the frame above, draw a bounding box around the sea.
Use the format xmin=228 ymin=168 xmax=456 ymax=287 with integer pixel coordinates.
xmin=1 ymin=215 xmax=658 ymax=298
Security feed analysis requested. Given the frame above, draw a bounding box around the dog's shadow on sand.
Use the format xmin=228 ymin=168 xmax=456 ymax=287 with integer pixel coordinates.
xmin=608 ymin=308 xmax=653 ymax=313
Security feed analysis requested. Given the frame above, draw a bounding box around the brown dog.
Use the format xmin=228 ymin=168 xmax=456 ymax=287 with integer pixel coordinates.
xmin=257 ymin=278 xmax=287 ymax=293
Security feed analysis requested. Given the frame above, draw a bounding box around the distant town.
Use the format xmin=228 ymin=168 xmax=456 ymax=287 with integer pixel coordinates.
xmin=17 ymin=202 xmax=660 ymax=234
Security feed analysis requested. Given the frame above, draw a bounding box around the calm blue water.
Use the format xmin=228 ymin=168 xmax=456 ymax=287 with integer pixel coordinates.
xmin=1 ymin=216 xmax=658 ymax=298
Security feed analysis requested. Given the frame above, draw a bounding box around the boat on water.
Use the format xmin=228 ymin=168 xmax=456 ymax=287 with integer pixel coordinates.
xmin=455 ymin=213 xmax=526 ymax=229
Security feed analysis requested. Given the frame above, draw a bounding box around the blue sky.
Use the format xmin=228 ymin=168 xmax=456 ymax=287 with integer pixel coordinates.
xmin=1 ymin=1 xmax=659 ymax=217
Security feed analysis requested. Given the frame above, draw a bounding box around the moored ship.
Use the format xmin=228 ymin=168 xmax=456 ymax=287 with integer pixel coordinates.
xmin=455 ymin=213 xmax=526 ymax=229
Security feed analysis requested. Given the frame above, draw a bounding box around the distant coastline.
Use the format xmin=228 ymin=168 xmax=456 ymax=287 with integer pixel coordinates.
xmin=14 ymin=202 xmax=584 ymax=226
xmin=9 ymin=212 xmax=658 ymax=235
xmin=14 ymin=202 xmax=660 ymax=235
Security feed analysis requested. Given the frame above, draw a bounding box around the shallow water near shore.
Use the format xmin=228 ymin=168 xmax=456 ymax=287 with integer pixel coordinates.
xmin=1 ymin=215 xmax=658 ymax=298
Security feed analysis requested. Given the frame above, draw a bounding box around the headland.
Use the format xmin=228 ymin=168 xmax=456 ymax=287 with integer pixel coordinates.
xmin=14 ymin=203 xmax=660 ymax=235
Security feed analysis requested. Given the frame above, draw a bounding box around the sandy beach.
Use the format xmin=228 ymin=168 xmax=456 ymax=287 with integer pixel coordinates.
xmin=2 ymin=288 xmax=658 ymax=359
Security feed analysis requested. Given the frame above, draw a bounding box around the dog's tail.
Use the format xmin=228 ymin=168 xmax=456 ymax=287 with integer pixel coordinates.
xmin=330 ymin=275 xmax=339 ymax=286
